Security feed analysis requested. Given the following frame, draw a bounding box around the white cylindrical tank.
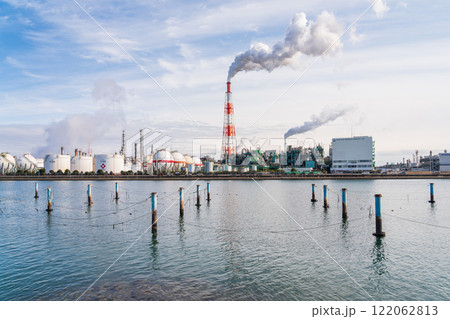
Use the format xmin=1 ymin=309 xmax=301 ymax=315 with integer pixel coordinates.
xmin=205 ymin=162 xmax=214 ymax=173
xmin=71 ymin=155 xmax=94 ymax=173
xmin=171 ymin=151 xmax=186 ymax=172
xmin=143 ymin=154 xmax=153 ymax=174
xmin=44 ymin=154 xmax=71 ymax=173
xmin=192 ymin=156 xmax=203 ymax=172
xmin=0 ymin=153 xmax=17 ymax=174
xmin=250 ymin=165 xmax=258 ymax=172
xmin=153 ymin=150 xmax=174 ymax=172
xmin=94 ymin=154 xmax=124 ymax=174
xmin=17 ymin=154 xmax=38 ymax=172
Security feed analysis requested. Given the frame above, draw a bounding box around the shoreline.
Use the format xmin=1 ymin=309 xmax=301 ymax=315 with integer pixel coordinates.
xmin=1 ymin=173 xmax=449 ymax=181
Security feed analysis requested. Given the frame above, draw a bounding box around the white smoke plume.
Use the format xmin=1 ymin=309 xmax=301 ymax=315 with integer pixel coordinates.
xmin=36 ymin=78 xmax=127 ymax=156
xmin=227 ymin=11 xmax=343 ymax=81
xmin=284 ymin=106 xmax=352 ymax=139
xmin=372 ymin=0 xmax=389 ymax=18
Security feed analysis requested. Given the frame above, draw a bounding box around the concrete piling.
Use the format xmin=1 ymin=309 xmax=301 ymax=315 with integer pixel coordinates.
xmin=115 ymin=182 xmax=119 ymax=201
xmin=87 ymin=184 xmax=93 ymax=206
xmin=34 ymin=182 xmax=39 ymax=199
xmin=152 ymin=192 xmax=157 ymax=232
xmin=46 ymin=187 xmax=53 ymax=212
xmin=207 ymin=183 xmax=211 ymax=201
xmin=196 ymin=185 xmax=201 ymax=207
xmin=179 ymin=187 xmax=184 ymax=216
xmin=429 ymin=183 xmax=435 ymax=203
xmin=342 ymin=188 xmax=348 ymax=219
xmin=373 ymin=194 xmax=386 ymax=237
xmin=323 ymin=185 xmax=329 ymax=209
xmin=311 ymin=184 xmax=318 ymax=202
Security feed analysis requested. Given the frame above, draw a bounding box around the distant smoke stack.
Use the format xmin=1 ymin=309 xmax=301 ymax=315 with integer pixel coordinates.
xmin=75 ymin=149 xmax=78 ymax=156
xmin=140 ymin=129 xmax=144 ymax=162
xmin=61 ymin=147 xmax=64 ymax=155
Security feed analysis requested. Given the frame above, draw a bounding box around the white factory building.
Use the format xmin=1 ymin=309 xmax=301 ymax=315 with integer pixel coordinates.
xmin=438 ymin=152 xmax=450 ymax=172
xmin=331 ymin=136 xmax=375 ymax=172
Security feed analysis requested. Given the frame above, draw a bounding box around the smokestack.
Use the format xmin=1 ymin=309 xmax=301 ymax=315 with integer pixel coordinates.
xmin=61 ymin=147 xmax=64 ymax=155
xmin=134 ymin=143 xmax=138 ymax=163
xmin=120 ymin=130 xmax=126 ymax=157
xmin=227 ymin=82 xmax=231 ymax=93
xmin=75 ymin=149 xmax=78 ymax=157
xmin=140 ymin=129 xmax=144 ymax=163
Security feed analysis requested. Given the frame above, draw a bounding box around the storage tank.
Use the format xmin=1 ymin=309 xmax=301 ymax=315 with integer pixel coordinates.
xmin=44 ymin=154 xmax=71 ymax=173
xmin=17 ymin=153 xmax=38 ymax=172
xmin=192 ymin=156 xmax=203 ymax=172
xmin=0 ymin=153 xmax=16 ymax=174
xmin=153 ymin=150 xmax=174 ymax=173
xmin=71 ymin=155 xmax=94 ymax=173
xmin=94 ymin=154 xmax=124 ymax=174
xmin=143 ymin=154 xmax=153 ymax=174
xmin=205 ymin=161 xmax=214 ymax=173
xmin=171 ymin=151 xmax=186 ymax=172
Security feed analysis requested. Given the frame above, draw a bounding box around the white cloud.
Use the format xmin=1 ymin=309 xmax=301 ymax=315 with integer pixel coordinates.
xmin=372 ymin=0 xmax=390 ymax=18
xmin=349 ymin=26 xmax=364 ymax=44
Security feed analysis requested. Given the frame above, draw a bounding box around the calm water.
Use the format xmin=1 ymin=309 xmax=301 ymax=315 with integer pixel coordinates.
xmin=0 ymin=179 xmax=449 ymax=301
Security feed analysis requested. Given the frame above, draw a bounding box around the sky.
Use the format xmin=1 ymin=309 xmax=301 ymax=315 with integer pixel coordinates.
xmin=0 ymin=0 xmax=449 ymax=165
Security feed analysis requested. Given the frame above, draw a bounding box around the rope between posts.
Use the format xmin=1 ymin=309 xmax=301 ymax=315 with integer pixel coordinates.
xmin=384 ymin=213 xmax=450 ymax=230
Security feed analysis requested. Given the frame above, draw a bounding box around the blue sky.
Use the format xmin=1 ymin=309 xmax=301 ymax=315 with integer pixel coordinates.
xmin=0 ymin=0 xmax=449 ymax=164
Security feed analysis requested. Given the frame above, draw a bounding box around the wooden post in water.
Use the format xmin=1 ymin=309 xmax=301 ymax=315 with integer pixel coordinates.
xmin=207 ymin=183 xmax=211 ymax=201
xmin=323 ymin=185 xmax=329 ymax=209
xmin=342 ymin=188 xmax=348 ymax=219
xmin=311 ymin=184 xmax=318 ymax=202
xmin=196 ymin=185 xmax=201 ymax=207
xmin=87 ymin=184 xmax=93 ymax=206
xmin=373 ymin=194 xmax=385 ymax=237
xmin=152 ymin=192 xmax=157 ymax=232
xmin=115 ymin=182 xmax=119 ymax=201
xmin=46 ymin=187 xmax=53 ymax=212
xmin=34 ymin=182 xmax=39 ymax=199
xmin=179 ymin=187 xmax=184 ymax=216
xmin=429 ymin=183 xmax=435 ymax=203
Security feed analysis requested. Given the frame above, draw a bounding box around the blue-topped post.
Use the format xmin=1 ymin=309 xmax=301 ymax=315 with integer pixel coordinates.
xmin=196 ymin=185 xmax=201 ymax=207
xmin=46 ymin=187 xmax=53 ymax=212
xmin=87 ymin=184 xmax=92 ymax=206
xmin=323 ymin=185 xmax=329 ymax=209
xmin=311 ymin=184 xmax=318 ymax=202
xmin=34 ymin=182 xmax=39 ymax=199
xmin=429 ymin=183 xmax=435 ymax=203
xmin=152 ymin=192 xmax=157 ymax=232
xmin=342 ymin=188 xmax=348 ymax=219
xmin=115 ymin=182 xmax=119 ymax=201
xmin=207 ymin=183 xmax=211 ymax=201
xmin=179 ymin=187 xmax=184 ymax=216
xmin=373 ymin=194 xmax=385 ymax=237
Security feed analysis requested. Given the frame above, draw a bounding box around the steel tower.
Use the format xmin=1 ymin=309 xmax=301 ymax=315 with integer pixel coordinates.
xmin=221 ymin=82 xmax=237 ymax=164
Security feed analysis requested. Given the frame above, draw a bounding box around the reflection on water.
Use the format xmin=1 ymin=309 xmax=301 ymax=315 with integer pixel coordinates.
xmin=369 ymin=237 xmax=390 ymax=295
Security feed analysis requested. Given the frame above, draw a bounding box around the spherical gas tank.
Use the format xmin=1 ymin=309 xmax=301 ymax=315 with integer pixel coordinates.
xmin=153 ymin=150 xmax=174 ymax=172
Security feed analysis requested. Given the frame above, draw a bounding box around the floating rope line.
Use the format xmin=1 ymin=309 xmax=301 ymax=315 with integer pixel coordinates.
xmin=385 ymin=213 xmax=450 ymax=230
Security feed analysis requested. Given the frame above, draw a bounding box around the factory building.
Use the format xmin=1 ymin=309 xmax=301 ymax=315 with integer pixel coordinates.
xmin=438 ymin=152 xmax=450 ymax=172
xmin=331 ymin=136 xmax=375 ymax=172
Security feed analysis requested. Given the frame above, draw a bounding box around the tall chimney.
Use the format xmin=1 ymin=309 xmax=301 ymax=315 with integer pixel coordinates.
xmin=75 ymin=149 xmax=78 ymax=157
xmin=61 ymin=147 xmax=64 ymax=155
xmin=140 ymin=129 xmax=144 ymax=163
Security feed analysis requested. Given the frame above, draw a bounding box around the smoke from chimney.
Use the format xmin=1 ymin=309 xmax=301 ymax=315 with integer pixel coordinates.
xmin=284 ymin=106 xmax=352 ymax=139
xmin=227 ymin=11 xmax=343 ymax=81
xmin=35 ymin=78 xmax=127 ymax=156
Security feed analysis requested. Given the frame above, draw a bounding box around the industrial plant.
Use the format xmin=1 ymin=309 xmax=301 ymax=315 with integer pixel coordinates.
xmin=1 ymin=82 xmax=449 ymax=176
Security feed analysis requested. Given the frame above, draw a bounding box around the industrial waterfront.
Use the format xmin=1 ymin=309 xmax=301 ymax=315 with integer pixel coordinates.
xmin=1 ymin=179 xmax=449 ymax=301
